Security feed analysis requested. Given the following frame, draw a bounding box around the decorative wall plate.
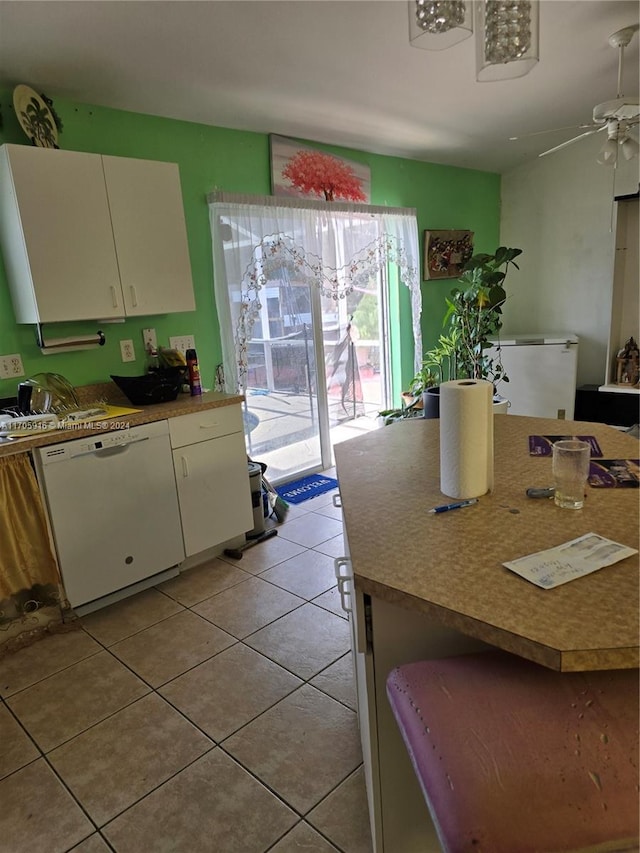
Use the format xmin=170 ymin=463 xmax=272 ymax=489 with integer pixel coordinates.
xmin=13 ymin=84 xmax=59 ymax=148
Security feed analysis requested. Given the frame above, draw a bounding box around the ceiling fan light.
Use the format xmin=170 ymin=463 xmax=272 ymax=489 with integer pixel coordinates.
xmin=475 ymin=0 xmax=539 ymax=81
xmin=621 ymin=136 xmax=640 ymax=161
xmin=409 ymin=0 xmax=473 ymax=50
xmin=597 ymin=137 xmax=618 ymax=166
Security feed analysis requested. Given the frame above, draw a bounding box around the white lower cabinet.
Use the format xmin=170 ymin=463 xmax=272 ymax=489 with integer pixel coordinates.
xmin=367 ymin=595 xmax=490 ymax=853
xmin=169 ymin=406 xmax=253 ymax=557
xmin=338 ymin=543 xmax=489 ymax=852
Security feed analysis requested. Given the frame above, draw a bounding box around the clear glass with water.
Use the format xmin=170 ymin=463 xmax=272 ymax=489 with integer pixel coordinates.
xmin=552 ymin=440 xmax=591 ymax=509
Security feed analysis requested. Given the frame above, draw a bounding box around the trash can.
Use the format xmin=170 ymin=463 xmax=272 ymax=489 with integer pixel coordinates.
xmin=247 ymin=462 xmax=265 ymax=538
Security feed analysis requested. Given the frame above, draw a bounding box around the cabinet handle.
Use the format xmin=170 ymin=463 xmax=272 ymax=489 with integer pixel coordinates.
xmin=199 ymin=423 xmax=219 ymax=429
xmin=334 ymin=557 xmax=352 ymax=614
xmin=181 ymin=456 xmax=189 ymax=478
xmin=110 ymin=286 xmax=119 ymax=308
xmin=130 ymin=286 xmax=138 ymax=308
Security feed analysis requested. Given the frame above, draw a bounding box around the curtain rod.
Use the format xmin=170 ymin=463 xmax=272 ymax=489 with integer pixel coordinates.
xmin=207 ymin=191 xmax=417 ymax=218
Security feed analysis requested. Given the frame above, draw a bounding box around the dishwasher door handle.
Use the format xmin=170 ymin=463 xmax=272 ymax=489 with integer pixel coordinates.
xmin=82 ymin=436 xmax=150 ymax=459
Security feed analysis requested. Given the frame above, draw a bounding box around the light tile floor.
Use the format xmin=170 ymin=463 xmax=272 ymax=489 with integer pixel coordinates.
xmin=0 ymin=479 xmax=374 ymax=853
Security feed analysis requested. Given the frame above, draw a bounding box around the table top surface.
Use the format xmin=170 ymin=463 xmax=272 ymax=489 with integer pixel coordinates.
xmin=334 ymin=415 xmax=639 ymax=671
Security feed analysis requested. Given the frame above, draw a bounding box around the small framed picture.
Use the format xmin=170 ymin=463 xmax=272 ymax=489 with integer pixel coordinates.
xmin=423 ymin=230 xmax=474 ymax=280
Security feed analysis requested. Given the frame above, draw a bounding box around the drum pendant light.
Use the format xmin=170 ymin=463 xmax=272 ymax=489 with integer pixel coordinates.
xmin=409 ymin=0 xmax=473 ymax=51
xmin=475 ymin=0 xmax=539 ymax=81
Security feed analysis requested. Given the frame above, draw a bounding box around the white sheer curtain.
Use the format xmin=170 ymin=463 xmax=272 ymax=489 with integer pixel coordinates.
xmin=208 ymin=192 xmax=422 ymax=393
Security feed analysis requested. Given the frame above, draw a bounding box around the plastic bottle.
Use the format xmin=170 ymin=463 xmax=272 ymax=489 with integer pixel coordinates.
xmin=146 ymin=346 xmax=161 ymax=373
xmin=185 ymin=348 xmax=202 ymax=396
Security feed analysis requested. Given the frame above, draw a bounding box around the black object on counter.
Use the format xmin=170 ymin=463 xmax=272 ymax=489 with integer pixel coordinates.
xmin=110 ymin=368 xmax=185 ymax=405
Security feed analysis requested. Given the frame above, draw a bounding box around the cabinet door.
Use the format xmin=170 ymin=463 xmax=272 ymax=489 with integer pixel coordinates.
xmin=102 ymin=155 xmax=195 ymax=316
xmin=173 ymin=431 xmax=252 ymax=557
xmin=371 ymin=597 xmax=489 ymax=852
xmin=0 ymin=145 xmax=123 ymax=322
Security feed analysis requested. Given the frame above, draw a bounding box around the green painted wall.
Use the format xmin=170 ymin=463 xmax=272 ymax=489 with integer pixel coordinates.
xmin=0 ymin=89 xmax=500 ymax=403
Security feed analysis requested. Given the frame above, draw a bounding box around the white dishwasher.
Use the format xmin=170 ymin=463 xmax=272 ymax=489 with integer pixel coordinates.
xmin=35 ymin=420 xmax=185 ymax=614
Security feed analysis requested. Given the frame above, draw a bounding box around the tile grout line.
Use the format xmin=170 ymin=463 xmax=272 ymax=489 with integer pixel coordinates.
xmin=1 ymin=520 xmax=370 ymax=852
xmin=2 ymin=594 xmax=352 ymax=768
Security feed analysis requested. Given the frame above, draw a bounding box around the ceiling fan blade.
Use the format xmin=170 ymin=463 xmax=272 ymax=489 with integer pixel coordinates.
xmin=509 ymin=123 xmax=595 ymax=141
xmin=538 ymin=126 xmax=607 ymax=158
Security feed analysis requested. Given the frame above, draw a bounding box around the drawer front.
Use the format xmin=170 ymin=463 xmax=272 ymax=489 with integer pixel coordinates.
xmin=169 ymin=404 xmax=243 ymax=448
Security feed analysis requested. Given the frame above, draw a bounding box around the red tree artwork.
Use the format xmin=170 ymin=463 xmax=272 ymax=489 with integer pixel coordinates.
xmin=282 ymin=150 xmax=367 ymax=202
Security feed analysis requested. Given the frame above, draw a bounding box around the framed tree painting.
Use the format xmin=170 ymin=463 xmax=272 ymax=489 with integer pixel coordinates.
xmin=270 ymin=134 xmax=371 ymax=202
xmin=423 ymin=230 xmax=474 ymax=280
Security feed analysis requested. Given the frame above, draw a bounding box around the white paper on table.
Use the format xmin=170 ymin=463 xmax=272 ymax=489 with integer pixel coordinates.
xmin=503 ymin=532 xmax=638 ymax=589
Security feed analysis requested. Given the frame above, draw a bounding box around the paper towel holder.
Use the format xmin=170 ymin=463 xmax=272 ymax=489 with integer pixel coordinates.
xmin=36 ymin=323 xmax=106 ymax=355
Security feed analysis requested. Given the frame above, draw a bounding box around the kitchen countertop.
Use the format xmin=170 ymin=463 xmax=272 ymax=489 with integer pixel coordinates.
xmin=334 ymin=415 xmax=639 ymax=671
xmin=0 ymin=384 xmax=244 ymax=458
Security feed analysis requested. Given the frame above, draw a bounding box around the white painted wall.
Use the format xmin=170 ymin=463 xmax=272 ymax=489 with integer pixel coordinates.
xmin=500 ymin=133 xmax=622 ymax=387
xmin=607 ymin=197 xmax=639 ymax=385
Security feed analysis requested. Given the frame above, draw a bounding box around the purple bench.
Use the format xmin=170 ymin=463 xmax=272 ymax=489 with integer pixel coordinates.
xmin=387 ymin=650 xmax=639 ymax=853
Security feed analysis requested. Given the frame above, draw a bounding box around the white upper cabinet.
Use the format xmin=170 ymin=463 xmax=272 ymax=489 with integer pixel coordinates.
xmin=0 ymin=144 xmax=195 ymax=323
xmin=0 ymin=144 xmax=123 ymax=322
xmin=102 ymin=155 xmax=195 ymax=316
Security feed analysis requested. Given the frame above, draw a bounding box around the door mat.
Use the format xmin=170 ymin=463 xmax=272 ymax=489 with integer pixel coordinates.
xmin=276 ymin=474 xmax=339 ymax=505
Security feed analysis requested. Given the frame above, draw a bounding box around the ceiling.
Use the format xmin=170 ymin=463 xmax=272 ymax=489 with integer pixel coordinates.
xmin=0 ymin=0 xmax=638 ymax=174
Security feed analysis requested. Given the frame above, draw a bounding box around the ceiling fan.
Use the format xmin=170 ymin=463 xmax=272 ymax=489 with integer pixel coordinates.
xmin=510 ymin=23 xmax=639 ymax=164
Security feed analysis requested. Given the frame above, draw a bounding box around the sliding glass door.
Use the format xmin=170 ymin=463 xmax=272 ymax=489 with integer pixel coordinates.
xmin=244 ymin=270 xmax=323 ymax=478
xmin=210 ymin=194 xmax=421 ymax=485
xmin=321 ymin=268 xmax=390 ymax=456
xmin=244 ymin=253 xmax=389 ymax=481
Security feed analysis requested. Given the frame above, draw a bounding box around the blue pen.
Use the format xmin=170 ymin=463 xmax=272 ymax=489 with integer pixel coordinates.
xmin=428 ymin=498 xmax=478 ymax=514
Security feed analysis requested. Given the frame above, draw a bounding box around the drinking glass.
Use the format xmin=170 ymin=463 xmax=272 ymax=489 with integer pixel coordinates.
xmin=552 ymin=440 xmax=591 ymax=509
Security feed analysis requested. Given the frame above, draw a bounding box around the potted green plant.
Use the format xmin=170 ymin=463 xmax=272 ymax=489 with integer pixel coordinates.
xmin=409 ymin=330 xmax=460 ymax=418
xmin=423 ymin=246 xmax=522 ymax=418
xmin=379 ymin=246 xmax=521 ymax=425
xmin=444 ymin=246 xmax=522 ymax=384
xmin=378 ymin=330 xmax=457 ymax=424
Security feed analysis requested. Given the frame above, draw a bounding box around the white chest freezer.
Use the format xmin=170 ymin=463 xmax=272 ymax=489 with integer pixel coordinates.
xmin=487 ymin=333 xmax=579 ymax=419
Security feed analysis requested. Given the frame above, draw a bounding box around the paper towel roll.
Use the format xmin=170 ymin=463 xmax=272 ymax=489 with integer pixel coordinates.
xmin=440 ymin=379 xmax=494 ymax=499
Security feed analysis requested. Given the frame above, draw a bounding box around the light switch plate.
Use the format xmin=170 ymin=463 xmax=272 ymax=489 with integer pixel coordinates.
xmin=169 ymin=335 xmax=195 ymax=355
xmin=142 ymin=328 xmax=157 ymax=352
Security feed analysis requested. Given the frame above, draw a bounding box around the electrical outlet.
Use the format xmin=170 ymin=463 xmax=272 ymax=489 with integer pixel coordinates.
xmin=0 ymin=353 xmax=25 ymax=379
xmin=169 ymin=335 xmax=195 ymax=355
xmin=120 ymin=340 xmax=136 ymax=363
xmin=142 ymin=328 xmax=157 ymax=352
